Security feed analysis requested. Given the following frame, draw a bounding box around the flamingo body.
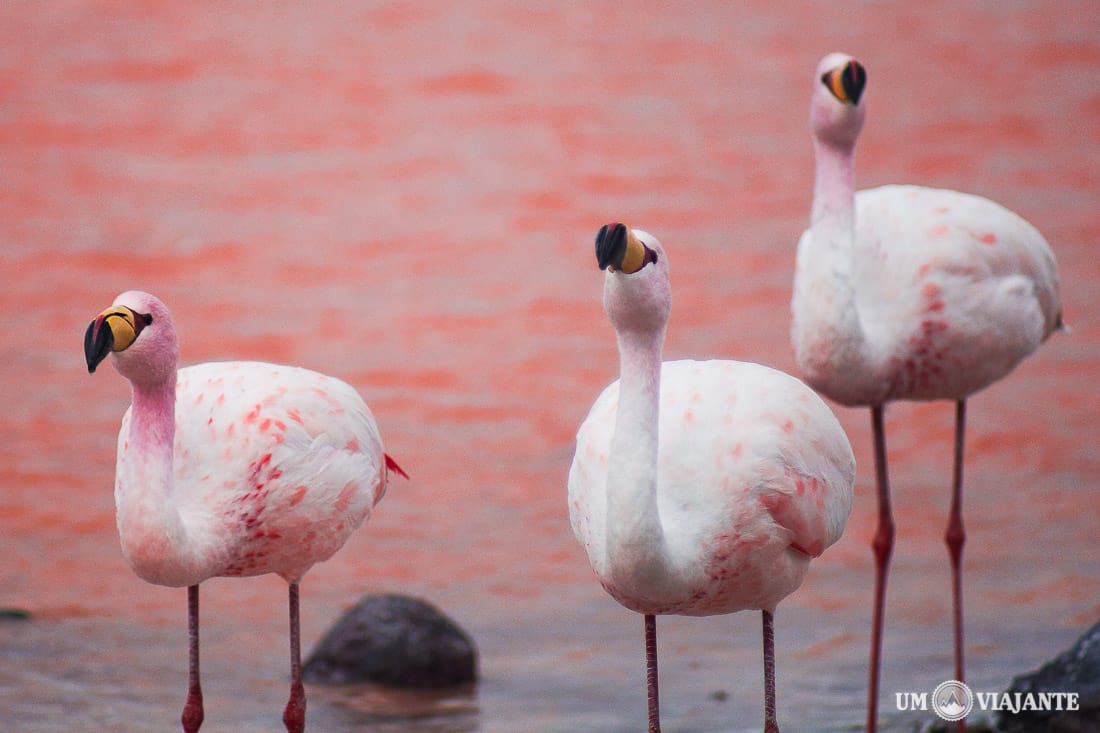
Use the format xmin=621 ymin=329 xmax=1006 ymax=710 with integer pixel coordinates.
xmin=570 ymin=224 xmax=853 ymax=732
xmin=790 ymin=53 xmax=1062 ymax=733
xmin=570 ymin=358 xmax=853 ymax=616
xmin=85 ymin=290 xmax=402 ymax=733
xmin=793 ymin=183 xmax=1061 ymax=406
xmin=115 ymin=359 xmax=386 ymax=587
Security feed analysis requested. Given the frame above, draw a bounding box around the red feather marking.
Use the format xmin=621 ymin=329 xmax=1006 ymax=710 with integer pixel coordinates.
xmin=384 ymin=453 xmax=409 ymax=479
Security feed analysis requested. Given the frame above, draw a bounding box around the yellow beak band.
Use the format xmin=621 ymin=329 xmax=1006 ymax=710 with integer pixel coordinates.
xmin=825 ymin=68 xmax=849 ymax=102
xmin=616 ymin=227 xmax=647 ymax=274
xmin=822 ymin=60 xmax=866 ymax=105
xmin=99 ymin=306 xmax=140 ymax=352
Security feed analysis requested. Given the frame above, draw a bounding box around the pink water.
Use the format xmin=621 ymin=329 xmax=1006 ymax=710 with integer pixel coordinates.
xmin=1 ymin=2 xmax=1098 ymax=731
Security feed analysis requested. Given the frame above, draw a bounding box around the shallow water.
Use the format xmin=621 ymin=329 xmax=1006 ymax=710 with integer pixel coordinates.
xmin=1 ymin=1 xmax=1098 ymax=731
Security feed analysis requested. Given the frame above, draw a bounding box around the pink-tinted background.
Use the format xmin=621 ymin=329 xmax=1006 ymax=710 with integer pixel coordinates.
xmin=1 ymin=2 xmax=1097 ymax=731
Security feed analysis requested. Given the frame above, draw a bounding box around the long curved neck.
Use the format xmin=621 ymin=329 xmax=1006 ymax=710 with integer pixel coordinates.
xmin=811 ymin=138 xmax=857 ymax=237
xmin=605 ymin=326 xmax=671 ymax=592
xmin=794 ymin=139 xmax=869 ymax=395
xmin=117 ymin=371 xmax=195 ymax=585
xmin=130 ymin=377 xmax=177 ymax=462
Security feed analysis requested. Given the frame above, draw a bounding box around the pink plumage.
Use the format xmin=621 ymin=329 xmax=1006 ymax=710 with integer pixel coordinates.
xmin=790 ymin=53 xmax=1063 ymax=733
xmin=570 ymin=225 xmax=854 ymax=733
xmin=113 ymin=358 xmax=388 ymax=586
xmin=571 ymin=358 xmax=852 ymax=617
xmin=791 ymin=53 xmax=1061 ymax=407
xmin=793 ymin=184 xmax=1062 ymax=406
xmin=85 ymin=290 xmax=404 ymax=733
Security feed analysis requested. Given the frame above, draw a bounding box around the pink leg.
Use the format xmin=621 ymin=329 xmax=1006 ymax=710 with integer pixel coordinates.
xmin=946 ymin=401 xmax=968 ymax=732
xmin=762 ymin=610 xmax=779 ymax=733
xmin=867 ymin=405 xmax=894 ymax=733
xmin=282 ymin=582 xmax=306 ymax=733
xmin=644 ymin=614 xmax=660 ymax=733
xmin=181 ymin=585 xmax=204 ymax=733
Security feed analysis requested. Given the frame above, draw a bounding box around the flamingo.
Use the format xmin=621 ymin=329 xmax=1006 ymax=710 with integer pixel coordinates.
xmin=790 ymin=53 xmax=1063 ymax=731
xmin=83 ymin=290 xmax=407 ymax=733
xmin=569 ymin=223 xmax=855 ymax=733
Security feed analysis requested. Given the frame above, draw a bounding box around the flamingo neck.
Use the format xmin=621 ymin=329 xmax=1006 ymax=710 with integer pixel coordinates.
xmin=811 ymin=139 xmax=857 ymax=235
xmin=808 ymin=139 xmax=860 ymax=322
xmin=117 ymin=371 xmax=199 ymax=586
xmin=130 ymin=377 xmax=177 ymax=457
xmin=793 ymin=139 xmax=870 ymax=401
xmin=605 ymin=327 xmax=671 ymax=596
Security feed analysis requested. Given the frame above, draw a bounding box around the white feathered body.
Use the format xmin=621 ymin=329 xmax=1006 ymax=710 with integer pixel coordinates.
xmin=114 ymin=361 xmax=386 ymax=587
xmin=569 ymin=359 xmax=854 ymax=617
xmin=792 ymin=184 xmax=1062 ymax=407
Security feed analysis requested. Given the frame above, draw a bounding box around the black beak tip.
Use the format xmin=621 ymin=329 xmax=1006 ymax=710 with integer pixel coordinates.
xmin=84 ymin=319 xmax=112 ymax=374
xmin=844 ymin=60 xmax=867 ymax=105
xmin=595 ymin=222 xmax=628 ymax=271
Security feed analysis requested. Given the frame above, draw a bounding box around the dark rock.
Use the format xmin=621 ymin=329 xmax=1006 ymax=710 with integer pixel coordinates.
xmin=303 ymin=594 xmax=477 ymax=688
xmin=996 ymin=619 xmax=1100 ymax=733
xmin=0 ymin=608 xmax=31 ymax=621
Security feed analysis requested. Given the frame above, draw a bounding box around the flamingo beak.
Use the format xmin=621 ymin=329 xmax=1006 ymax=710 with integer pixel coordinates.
xmin=595 ymin=223 xmax=654 ymax=274
xmin=821 ymin=59 xmax=867 ymax=105
xmin=84 ymin=306 xmax=144 ymax=373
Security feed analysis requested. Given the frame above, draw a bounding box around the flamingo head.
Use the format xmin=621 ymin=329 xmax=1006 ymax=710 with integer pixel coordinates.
xmin=810 ymin=52 xmax=867 ymax=150
xmin=596 ymin=223 xmax=670 ymax=337
xmin=85 ymin=290 xmax=179 ymax=385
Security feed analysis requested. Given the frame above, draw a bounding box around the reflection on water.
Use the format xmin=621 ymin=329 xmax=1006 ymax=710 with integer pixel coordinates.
xmin=1 ymin=1 xmax=1097 ymax=731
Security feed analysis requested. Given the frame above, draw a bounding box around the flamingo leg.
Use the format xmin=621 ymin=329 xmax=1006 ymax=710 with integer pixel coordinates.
xmin=282 ymin=581 xmax=306 ymax=733
xmin=946 ymin=400 xmax=968 ymax=732
xmin=181 ymin=585 xmax=204 ymax=733
xmin=644 ymin=613 xmax=661 ymax=733
xmin=762 ymin=610 xmax=779 ymax=733
xmin=867 ymin=404 xmax=895 ymax=733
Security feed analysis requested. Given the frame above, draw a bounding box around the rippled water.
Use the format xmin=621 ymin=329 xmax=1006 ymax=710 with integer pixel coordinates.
xmin=1 ymin=2 xmax=1098 ymax=731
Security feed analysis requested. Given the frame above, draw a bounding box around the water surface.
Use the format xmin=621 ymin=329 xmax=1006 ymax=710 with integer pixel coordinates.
xmin=1 ymin=2 xmax=1098 ymax=731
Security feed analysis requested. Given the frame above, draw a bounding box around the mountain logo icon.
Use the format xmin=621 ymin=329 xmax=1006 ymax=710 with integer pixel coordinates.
xmin=932 ymin=680 xmax=974 ymax=721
